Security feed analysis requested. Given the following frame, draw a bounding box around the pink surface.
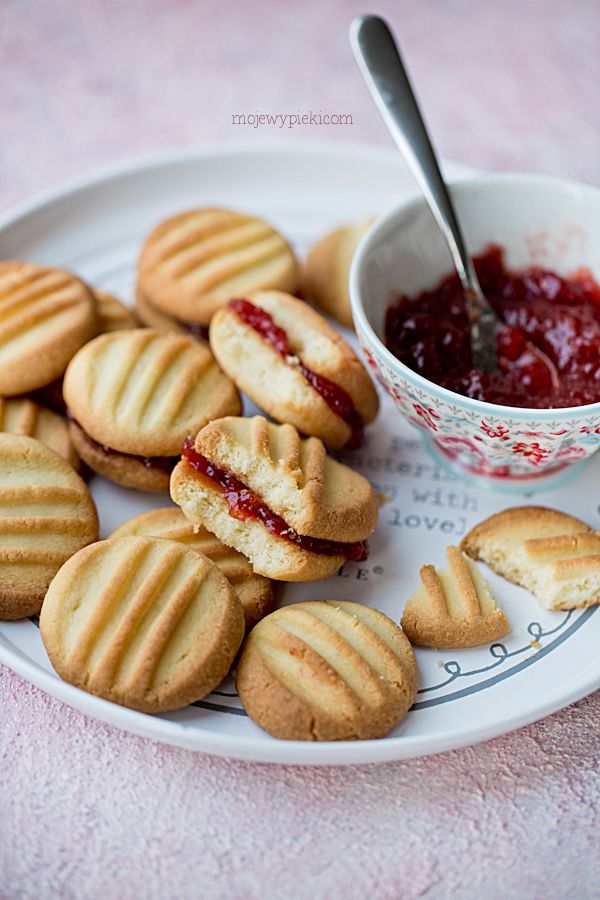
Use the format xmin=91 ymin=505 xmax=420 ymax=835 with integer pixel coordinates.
xmin=1 ymin=0 xmax=600 ymax=896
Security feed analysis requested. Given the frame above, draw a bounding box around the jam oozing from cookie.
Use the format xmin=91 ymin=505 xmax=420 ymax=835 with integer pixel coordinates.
xmin=385 ymin=245 xmax=600 ymax=408
xmin=68 ymin=415 xmax=177 ymax=471
xmin=228 ymin=298 xmax=364 ymax=448
xmin=181 ymin=438 xmax=368 ymax=561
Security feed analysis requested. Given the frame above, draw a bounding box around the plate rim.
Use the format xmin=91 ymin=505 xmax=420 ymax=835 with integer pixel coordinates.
xmin=3 ymin=623 xmax=600 ymax=765
xmin=2 ymin=138 xmax=599 ymax=765
xmin=0 ymin=138 xmax=426 ymax=230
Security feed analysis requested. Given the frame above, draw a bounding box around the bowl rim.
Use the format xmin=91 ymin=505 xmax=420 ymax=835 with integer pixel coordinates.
xmin=349 ymin=171 xmax=600 ymax=420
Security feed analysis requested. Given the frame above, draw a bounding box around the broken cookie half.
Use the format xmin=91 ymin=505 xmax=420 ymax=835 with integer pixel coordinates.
xmin=461 ymin=506 xmax=600 ymax=611
xmin=401 ymin=545 xmax=510 ymax=649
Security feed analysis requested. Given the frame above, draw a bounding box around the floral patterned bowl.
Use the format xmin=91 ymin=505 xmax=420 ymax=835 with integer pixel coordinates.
xmin=349 ymin=174 xmax=600 ymax=492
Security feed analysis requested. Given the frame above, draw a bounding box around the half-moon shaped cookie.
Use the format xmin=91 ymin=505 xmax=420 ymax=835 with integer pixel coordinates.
xmin=401 ymin=545 xmax=510 ymax=648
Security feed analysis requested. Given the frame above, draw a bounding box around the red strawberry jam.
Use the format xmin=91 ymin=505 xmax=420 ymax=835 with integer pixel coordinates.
xmin=385 ymin=245 xmax=600 ymax=408
xmin=228 ymin=298 xmax=365 ymax=448
xmin=181 ymin=438 xmax=368 ymax=561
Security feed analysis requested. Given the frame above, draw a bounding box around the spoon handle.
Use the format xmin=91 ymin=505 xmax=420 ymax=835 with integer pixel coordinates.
xmin=349 ymin=14 xmax=481 ymax=301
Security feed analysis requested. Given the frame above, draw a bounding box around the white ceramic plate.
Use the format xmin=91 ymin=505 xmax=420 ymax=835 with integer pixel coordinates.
xmin=1 ymin=140 xmax=600 ymax=765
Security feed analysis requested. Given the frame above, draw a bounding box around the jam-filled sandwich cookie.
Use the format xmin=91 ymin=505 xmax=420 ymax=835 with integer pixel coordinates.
xmin=136 ymin=208 xmax=299 ymax=331
xmin=401 ymin=546 xmax=510 ymax=648
xmin=209 ymin=291 xmax=379 ymax=449
xmin=0 ymin=261 xmax=98 ymax=395
xmin=304 ymin=218 xmax=372 ymax=329
xmin=461 ymin=505 xmax=600 ymax=611
xmin=0 ymin=433 xmax=98 ymax=619
xmin=171 ymin=416 xmax=378 ymax=582
xmin=63 ymin=328 xmax=241 ymax=492
xmin=171 ymin=416 xmax=378 ymax=581
xmin=94 ymin=289 xmax=139 ymax=333
xmin=0 ymin=396 xmax=79 ymax=469
xmin=112 ymin=507 xmax=275 ymax=630
xmin=237 ymin=601 xmax=418 ymax=741
xmin=40 ymin=536 xmax=245 ymax=712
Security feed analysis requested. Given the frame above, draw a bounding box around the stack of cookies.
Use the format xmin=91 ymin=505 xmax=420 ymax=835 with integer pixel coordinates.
xmin=4 ymin=204 xmax=600 ymax=746
xmin=0 ymin=206 xmax=414 ymax=742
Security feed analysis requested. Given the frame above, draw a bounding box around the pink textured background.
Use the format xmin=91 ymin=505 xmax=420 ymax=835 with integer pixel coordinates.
xmin=2 ymin=1 xmax=600 ymax=896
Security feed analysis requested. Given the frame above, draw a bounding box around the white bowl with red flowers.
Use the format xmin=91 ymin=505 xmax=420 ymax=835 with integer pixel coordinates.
xmin=350 ymin=173 xmax=600 ymax=491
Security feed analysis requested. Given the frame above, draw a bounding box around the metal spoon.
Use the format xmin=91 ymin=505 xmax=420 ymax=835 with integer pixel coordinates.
xmin=350 ymin=14 xmax=558 ymax=384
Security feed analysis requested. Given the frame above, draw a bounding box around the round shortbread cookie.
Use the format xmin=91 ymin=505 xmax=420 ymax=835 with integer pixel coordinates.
xmin=0 ymin=261 xmax=98 ymax=395
xmin=0 ymin=433 xmax=98 ymax=619
xmin=137 ymin=208 xmax=299 ymax=326
xmin=94 ymin=290 xmax=139 ymax=333
xmin=111 ymin=507 xmax=276 ymax=629
xmin=304 ymin=219 xmax=373 ymax=329
xmin=0 ymin=396 xmax=78 ymax=469
xmin=40 ymin=535 xmax=245 ymax=712
xmin=236 ymin=600 xmax=418 ymax=741
xmin=63 ymin=328 xmax=241 ymax=457
xmin=209 ymin=290 xmax=379 ymax=449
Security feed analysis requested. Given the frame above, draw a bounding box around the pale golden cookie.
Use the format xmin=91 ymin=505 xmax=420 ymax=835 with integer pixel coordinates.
xmin=0 ymin=434 xmax=98 ymax=619
xmin=94 ymin=290 xmax=139 ymax=333
xmin=170 ymin=416 xmax=379 ymax=581
xmin=63 ymin=328 xmax=241 ymax=490
xmin=236 ymin=600 xmax=418 ymax=741
xmin=0 ymin=396 xmax=78 ymax=469
xmin=209 ymin=290 xmax=379 ymax=449
xmin=401 ymin=546 xmax=510 ymax=648
xmin=111 ymin=507 xmax=276 ymax=629
xmin=39 ymin=535 xmax=245 ymax=713
xmin=304 ymin=219 xmax=372 ymax=328
xmin=462 ymin=506 xmax=600 ymax=611
xmin=0 ymin=261 xmax=98 ymax=395
xmin=137 ymin=208 xmax=299 ymax=327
